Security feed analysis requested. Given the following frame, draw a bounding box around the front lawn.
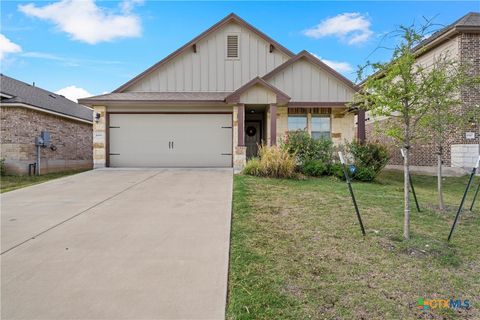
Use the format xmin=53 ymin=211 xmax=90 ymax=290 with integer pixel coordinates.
xmin=227 ymin=171 xmax=479 ymax=319
xmin=0 ymin=170 xmax=89 ymax=193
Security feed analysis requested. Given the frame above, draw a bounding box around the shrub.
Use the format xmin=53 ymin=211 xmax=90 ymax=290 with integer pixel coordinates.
xmin=302 ymin=160 xmax=330 ymax=177
xmin=330 ymin=163 xmax=346 ymax=180
xmin=0 ymin=158 xmax=5 ymax=176
xmin=243 ymin=145 xmax=297 ymax=179
xmin=282 ymin=131 xmax=334 ymax=165
xmin=347 ymin=141 xmax=389 ymax=181
xmin=353 ymin=166 xmax=377 ymax=182
xmin=243 ymin=157 xmax=261 ymax=176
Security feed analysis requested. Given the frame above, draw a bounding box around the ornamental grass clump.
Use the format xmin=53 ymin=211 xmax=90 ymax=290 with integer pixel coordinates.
xmin=243 ymin=145 xmax=296 ymax=179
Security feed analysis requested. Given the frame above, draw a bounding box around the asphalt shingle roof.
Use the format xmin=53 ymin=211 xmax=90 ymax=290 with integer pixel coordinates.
xmin=414 ymin=12 xmax=480 ymax=52
xmin=79 ymin=92 xmax=231 ymax=104
xmin=0 ymin=74 xmax=93 ymax=122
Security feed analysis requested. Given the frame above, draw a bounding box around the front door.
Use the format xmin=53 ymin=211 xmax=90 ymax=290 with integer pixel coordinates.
xmin=245 ymin=121 xmax=262 ymax=159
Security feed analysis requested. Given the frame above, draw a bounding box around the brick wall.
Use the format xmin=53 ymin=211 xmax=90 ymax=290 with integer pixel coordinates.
xmin=458 ymin=33 xmax=480 ymax=145
xmin=365 ymin=32 xmax=479 ymax=168
xmin=1 ymin=107 xmax=93 ymax=175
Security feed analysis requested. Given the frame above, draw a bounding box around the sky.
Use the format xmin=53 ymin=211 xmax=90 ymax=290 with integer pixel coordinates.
xmin=1 ymin=1 xmax=478 ymax=102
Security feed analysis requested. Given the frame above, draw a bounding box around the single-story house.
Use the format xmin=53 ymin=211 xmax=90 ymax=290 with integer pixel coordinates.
xmin=364 ymin=12 xmax=480 ymax=172
xmin=79 ymin=13 xmax=362 ymax=171
xmin=0 ymin=74 xmax=93 ymax=175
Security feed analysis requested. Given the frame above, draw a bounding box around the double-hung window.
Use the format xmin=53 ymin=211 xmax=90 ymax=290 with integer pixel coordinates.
xmin=288 ymin=115 xmax=307 ymax=131
xmin=311 ymin=115 xmax=331 ymax=140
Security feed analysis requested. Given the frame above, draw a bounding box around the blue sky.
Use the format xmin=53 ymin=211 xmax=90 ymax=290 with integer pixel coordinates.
xmin=1 ymin=1 xmax=478 ymax=101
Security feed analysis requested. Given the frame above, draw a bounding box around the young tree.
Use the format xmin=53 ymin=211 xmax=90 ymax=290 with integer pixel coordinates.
xmin=352 ymin=24 xmax=436 ymax=240
xmin=420 ymin=55 xmax=479 ymax=210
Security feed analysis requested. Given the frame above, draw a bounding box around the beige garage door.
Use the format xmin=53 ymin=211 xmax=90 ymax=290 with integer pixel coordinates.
xmin=109 ymin=114 xmax=232 ymax=167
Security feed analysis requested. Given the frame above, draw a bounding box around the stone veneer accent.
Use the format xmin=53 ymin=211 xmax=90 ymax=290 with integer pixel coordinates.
xmin=92 ymin=106 xmax=107 ymax=168
xmin=233 ymin=105 xmax=246 ymax=171
xmin=1 ymin=107 xmax=93 ymax=175
xmin=331 ymin=109 xmax=355 ymax=145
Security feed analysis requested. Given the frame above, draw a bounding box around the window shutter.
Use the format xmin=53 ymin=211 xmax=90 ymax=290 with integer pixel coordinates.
xmin=227 ymin=35 xmax=239 ymax=58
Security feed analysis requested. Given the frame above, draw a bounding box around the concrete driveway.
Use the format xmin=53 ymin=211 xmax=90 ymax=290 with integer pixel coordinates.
xmin=1 ymin=168 xmax=233 ymax=320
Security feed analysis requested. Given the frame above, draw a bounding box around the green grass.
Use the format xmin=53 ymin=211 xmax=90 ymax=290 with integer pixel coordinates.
xmin=227 ymin=170 xmax=480 ymax=320
xmin=0 ymin=170 xmax=90 ymax=193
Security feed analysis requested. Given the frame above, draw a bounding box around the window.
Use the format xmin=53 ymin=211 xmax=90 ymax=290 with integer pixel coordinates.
xmin=288 ymin=115 xmax=307 ymax=131
xmin=311 ymin=115 xmax=331 ymax=140
xmin=227 ymin=35 xmax=239 ymax=58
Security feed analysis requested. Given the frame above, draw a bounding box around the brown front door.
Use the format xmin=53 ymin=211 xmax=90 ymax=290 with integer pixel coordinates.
xmin=245 ymin=121 xmax=262 ymax=158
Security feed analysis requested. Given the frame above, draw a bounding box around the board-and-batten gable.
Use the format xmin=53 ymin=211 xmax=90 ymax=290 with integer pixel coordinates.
xmin=415 ymin=34 xmax=460 ymax=69
xmin=124 ymin=22 xmax=291 ymax=93
xmin=265 ymin=58 xmax=355 ymax=102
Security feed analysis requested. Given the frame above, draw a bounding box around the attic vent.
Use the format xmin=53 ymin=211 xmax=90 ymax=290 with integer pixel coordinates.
xmin=227 ymin=35 xmax=239 ymax=58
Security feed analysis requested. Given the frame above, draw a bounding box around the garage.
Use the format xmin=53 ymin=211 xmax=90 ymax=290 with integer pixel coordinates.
xmin=108 ymin=113 xmax=232 ymax=167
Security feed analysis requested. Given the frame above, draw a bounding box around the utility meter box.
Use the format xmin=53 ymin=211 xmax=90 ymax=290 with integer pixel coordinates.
xmin=40 ymin=131 xmax=51 ymax=146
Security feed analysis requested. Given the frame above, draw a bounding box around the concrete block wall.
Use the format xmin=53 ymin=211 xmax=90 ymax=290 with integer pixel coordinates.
xmin=451 ymin=144 xmax=479 ymax=168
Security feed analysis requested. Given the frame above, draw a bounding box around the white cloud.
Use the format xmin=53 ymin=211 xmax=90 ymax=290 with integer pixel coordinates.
xmin=304 ymin=12 xmax=373 ymax=45
xmin=310 ymin=53 xmax=353 ymax=73
xmin=21 ymin=51 xmax=122 ymax=66
xmin=0 ymin=34 xmax=22 ymax=60
xmin=18 ymin=0 xmax=142 ymax=44
xmin=56 ymin=86 xmax=92 ymax=102
xmin=320 ymin=58 xmax=353 ymax=73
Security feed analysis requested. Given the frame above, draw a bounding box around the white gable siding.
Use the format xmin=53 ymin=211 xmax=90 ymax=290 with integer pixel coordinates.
xmin=239 ymin=85 xmax=276 ymax=104
xmin=416 ymin=35 xmax=460 ymax=68
xmin=266 ymin=60 xmax=355 ymax=102
xmin=125 ymin=22 xmax=291 ymax=93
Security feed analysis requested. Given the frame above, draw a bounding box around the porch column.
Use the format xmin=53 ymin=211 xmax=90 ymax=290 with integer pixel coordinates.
xmin=270 ymin=103 xmax=277 ymax=146
xmin=237 ymin=103 xmax=245 ymax=146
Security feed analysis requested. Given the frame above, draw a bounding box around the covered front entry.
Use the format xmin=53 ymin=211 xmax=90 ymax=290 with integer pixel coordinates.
xmin=108 ymin=113 xmax=232 ymax=167
xmin=244 ymin=105 xmax=267 ymax=159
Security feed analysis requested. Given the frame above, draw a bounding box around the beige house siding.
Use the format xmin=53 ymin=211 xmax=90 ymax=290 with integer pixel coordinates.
xmin=125 ymin=22 xmax=290 ymax=93
xmin=416 ymin=35 xmax=460 ymax=68
xmin=266 ymin=60 xmax=354 ymax=102
xmin=239 ymin=85 xmax=277 ymax=104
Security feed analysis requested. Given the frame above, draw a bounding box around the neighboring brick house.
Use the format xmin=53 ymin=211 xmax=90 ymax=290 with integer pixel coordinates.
xmin=1 ymin=74 xmax=93 ymax=175
xmin=364 ymin=12 xmax=480 ymax=171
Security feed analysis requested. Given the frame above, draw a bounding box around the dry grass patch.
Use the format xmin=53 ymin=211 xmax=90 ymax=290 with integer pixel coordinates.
xmin=227 ymin=171 xmax=480 ymax=319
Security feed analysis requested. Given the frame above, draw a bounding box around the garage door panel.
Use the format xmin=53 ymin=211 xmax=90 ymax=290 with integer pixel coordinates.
xmin=109 ymin=114 xmax=232 ymax=167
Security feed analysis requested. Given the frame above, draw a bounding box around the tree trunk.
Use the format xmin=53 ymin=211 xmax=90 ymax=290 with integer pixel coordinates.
xmin=437 ymin=153 xmax=445 ymax=210
xmin=403 ymin=148 xmax=411 ymax=240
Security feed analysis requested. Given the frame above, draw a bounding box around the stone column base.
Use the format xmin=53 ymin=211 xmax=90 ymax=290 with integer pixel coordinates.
xmin=234 ymin=146 xmax=247 ymax=173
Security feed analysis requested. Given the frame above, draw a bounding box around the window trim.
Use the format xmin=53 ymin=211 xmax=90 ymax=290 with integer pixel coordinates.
xmin=226 ymin=33 xmax=240 ymax=60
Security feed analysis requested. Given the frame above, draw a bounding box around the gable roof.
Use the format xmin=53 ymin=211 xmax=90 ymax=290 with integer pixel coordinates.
xmin=225 ymin=77 xmax=290 ymax=105
xmin=113 ymin=13 xmax=295 ymax=93
xmin=0 ymin=74 xmax=93 ymax=122
xmin=413 ymin=12 xmax=480 ymax=53
xmin=262 ymin=50 xmax=358 ymax=91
